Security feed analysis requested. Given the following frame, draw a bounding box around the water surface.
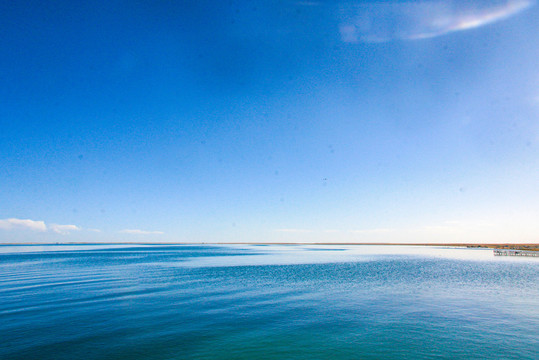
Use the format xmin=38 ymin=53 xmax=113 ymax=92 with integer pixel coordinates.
xmin=1 ymin=244 xmax=538 ymax=359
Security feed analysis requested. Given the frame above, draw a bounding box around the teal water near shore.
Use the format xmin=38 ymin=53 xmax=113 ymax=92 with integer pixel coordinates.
xmin=1 ymin=244 xmax=538 ymax=359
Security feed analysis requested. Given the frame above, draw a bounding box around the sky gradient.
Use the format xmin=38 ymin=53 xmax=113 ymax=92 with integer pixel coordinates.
xmin=2 ymin=0 xmax=539 ymax=243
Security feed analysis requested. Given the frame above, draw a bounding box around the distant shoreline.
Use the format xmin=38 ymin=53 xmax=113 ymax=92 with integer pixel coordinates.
xmin=1 ymin=242 xmax=538 ymax=251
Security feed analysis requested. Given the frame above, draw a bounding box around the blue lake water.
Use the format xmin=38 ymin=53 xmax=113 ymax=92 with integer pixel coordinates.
xmin=0 ymin=244 xmax=538 ymax=359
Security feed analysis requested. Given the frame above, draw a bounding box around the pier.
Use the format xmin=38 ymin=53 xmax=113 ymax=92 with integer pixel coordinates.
xmin=494 ymin=249 xmax=539 ymax=257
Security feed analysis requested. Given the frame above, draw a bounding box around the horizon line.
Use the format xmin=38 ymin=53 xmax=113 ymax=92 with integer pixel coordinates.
xmin=1 ymin=242 xmax=538 ymax=247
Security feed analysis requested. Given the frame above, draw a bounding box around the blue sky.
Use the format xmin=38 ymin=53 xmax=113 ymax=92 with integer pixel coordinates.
xmin=1 ymin=0 xmax=539 ymax=243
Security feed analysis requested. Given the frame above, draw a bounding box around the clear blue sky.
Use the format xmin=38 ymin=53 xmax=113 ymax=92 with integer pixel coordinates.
xmin=1 ymin=0 xmax=539 ymax=243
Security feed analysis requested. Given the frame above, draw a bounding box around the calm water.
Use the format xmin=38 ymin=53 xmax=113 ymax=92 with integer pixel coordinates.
xmin=0 ymin=244 xmax=538 ymax=360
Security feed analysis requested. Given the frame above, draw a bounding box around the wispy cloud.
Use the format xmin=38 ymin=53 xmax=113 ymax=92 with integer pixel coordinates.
xmin=339 ymin=0 xmax=534 ymax=43
xmin=0 ymin=218 xmax=87 ymax=235
xmin=274 ymin=228 xmax=313 ymax=233
xmin=119 ymin=229 xmax=164 ymax=235
xmin=0 ymin=218 xmax=47 ymax=232
xmin=50 ymin=224 xmax=81 ymax=235
xmin=350 ymin=228 xmax=393 ymax=234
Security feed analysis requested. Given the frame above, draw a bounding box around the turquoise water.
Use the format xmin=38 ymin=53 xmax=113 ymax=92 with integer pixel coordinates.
xmin=0 ymin=244 xmax=538 ymax=359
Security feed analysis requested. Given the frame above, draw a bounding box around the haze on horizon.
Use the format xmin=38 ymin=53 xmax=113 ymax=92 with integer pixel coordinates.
xmin=2 ymin=0 xmax=539 ymax=244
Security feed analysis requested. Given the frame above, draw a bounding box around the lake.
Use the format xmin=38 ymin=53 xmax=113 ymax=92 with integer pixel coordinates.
xmin=1 ymin=244 xmax=538 ymax=359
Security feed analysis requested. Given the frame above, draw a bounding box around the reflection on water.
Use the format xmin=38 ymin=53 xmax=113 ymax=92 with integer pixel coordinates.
xmin=0 ymin=245 xmax=538 ymax=360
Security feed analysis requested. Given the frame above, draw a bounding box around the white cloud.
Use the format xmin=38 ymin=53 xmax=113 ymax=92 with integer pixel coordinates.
xmin=50 ymin=224 xmax=81 ymax=235
xmin=87 ymin=228 xmax=102 ymax=232
xmin=350 ymin=228 xmax=393 ymax=234
xmin=0 ymin=218 xmax=47 ymax=232
xmin=0 ymin=218 xmax=87 ymax=236
xmin=119 ymin=229 xmax=164 ymax=235
xmin=339 ymin=0 xmax=534 ymax=43
xmin=274 ymin=228 xmax=313 ymax=233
